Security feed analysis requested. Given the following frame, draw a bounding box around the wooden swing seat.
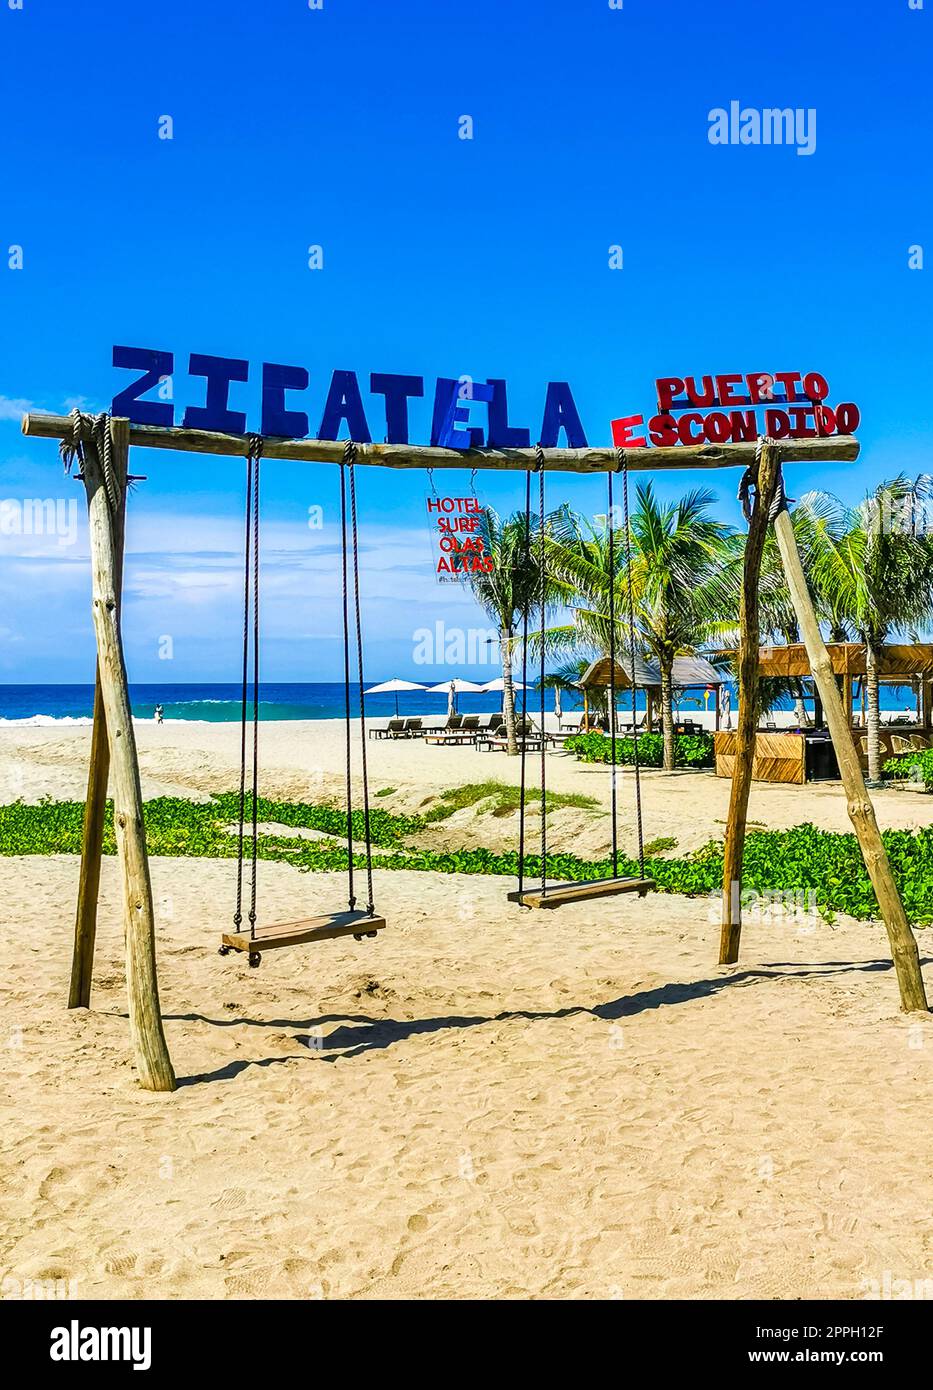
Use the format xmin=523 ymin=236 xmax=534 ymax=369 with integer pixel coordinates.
xmin=222 ymin=909 xmax=386 ymax=955
xmin=507 ymin=876 xmax=655 ymax=910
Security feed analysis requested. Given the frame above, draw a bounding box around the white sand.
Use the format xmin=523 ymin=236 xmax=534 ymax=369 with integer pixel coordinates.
xmin=2 ymin=719 xmax=933 ymax=1300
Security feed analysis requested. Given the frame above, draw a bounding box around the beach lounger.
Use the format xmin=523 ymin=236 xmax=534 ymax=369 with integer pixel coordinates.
xmin=478 ymin=733 xmax=544 ymax=752
xmin=424 ymin=727 xmax=480 ymax=745
xmin=383 ymin=718 xmax=409 ymax=739
xmin=545 ymin=729 xmax=582 ymax=747
xmin=403 ymin=717 xmax=424 ymax=737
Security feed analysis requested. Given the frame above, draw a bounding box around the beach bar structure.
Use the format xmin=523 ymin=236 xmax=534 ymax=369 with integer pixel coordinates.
xmin=20 ymin=409 xmax=930 ymax=1088
xmin=713 ymin=642 xmax=933 ymax=784
xmin=578 ymin=654 xmax=724 ymax=731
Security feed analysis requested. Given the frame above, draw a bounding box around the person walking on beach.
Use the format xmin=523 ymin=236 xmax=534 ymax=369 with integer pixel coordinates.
xmin=154 ymin=704 xmax=164 ymax=726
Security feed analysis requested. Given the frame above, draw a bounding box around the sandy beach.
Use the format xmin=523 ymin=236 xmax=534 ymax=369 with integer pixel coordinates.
xmin=2 ymin=718 xmax=933 ymax=1301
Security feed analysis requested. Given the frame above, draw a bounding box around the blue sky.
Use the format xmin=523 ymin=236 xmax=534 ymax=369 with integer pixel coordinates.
xmin=1 ymin=0 xmax=930 ymax=683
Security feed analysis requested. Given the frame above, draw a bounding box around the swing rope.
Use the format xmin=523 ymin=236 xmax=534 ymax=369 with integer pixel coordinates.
xmin=345 ymin=441 xmax=376 ymax=916
xmin=617 ymin=447 xmax=645 ymax=877
xmin=517 ymin=468 xmax=533 ymax=902
xmin=249 ymin=438 xmax=262 ymax=935
xmin=339 ymin=450 xmax=356 ymax=909
xmin=536 ymin=444 xmax=547 ymax=898
xmin=234 ymin=435 xmax=263 ymax=942
xmin=607 ymin=471 xmax=619 ymax=877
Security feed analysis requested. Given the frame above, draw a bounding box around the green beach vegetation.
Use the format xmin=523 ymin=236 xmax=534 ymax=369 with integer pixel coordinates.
xmin=4 ymin=793 xmax=933 ymax=926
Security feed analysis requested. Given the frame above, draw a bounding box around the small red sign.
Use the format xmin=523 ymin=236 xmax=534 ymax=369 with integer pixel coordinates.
xmin=426 ymin=495 xmax=495 ymax=583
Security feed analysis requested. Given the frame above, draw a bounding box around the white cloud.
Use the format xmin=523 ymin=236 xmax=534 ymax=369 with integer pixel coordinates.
xmin=0 ymin=395 xmax=34 ymax=421
xmin=0 ymin=500 xmax=497 ymax=679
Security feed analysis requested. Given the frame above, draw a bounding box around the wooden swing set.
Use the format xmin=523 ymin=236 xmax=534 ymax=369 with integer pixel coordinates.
xmin=20 ymin=411 xmax=928 ymax=1093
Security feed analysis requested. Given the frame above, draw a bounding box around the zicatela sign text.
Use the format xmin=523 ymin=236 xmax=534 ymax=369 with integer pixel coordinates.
xmin=111 ymin=350 xmax=860 ymax=451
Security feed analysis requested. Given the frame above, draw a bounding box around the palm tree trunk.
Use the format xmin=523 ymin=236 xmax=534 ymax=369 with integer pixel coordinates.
xmin=866 ymin=639 xmax=882 ymax=783
xmin=501 ymin=626 xmax=518 ymax=756
xmin=792 ymin=681 xmax=808 ymax=728
xmin=660 ymin=658 xmax=675 ymax=770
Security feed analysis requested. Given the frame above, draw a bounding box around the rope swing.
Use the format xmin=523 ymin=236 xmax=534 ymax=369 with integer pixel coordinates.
xmin=510 ymin=447 xmax=653 ymax=910
xmin=231 ymin=435 xmax=263 ymax=960
xmin=221 ymin=438 xmax=386 ymax=966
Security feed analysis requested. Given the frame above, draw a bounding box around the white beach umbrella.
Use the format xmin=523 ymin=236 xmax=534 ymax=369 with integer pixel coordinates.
xmin=480 ymin=674 xmax=529 ymax=714
xmin=364 ymin=677 xmax=426 ymax=716
xmin=479 ymin=677 xmax=529 ymax=692
xmin=426 ymin=678 xmax=486 ymax=715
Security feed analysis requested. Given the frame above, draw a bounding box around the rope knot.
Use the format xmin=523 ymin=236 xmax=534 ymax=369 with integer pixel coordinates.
xmin=60 ymin=410 xmax=120 ymax=515
xmin=343 ymin=439 xmax=357 ymax=467
xmin=246 ymin=434 xmax=264 ymax=462
xmin=534 ymin=442 xmax=545 ymax=472
xmin=738 ymin=436 xmax=791 ymax=524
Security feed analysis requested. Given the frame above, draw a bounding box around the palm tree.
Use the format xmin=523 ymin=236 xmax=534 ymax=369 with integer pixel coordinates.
xmin=468 ymin=507 xmax=542 ymax=755
xmin=801 ymin=475 xmax=933 ymax=781
xmin=543 ymin=486 xmax=739 ymax=769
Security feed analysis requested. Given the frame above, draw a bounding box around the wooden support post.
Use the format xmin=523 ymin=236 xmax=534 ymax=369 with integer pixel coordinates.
xmin=772 ymin=505 xmax=929 ymax=1014
xmin=81 ymin=419 xmax=176 ymax=1089
xmin=69 ymin=431 xmax=129 ymax=1009
xmin=719 ymin=442 xmax=783 ymax=965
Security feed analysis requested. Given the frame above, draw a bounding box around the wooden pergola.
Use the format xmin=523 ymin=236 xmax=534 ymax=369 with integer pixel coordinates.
xmin=755 ymin=642 xmax=933 ymax=727
xmin=578 ymin=654 xmax=724 ymax=731
xmin=19 ymin=411 xmax=929 ymax=1089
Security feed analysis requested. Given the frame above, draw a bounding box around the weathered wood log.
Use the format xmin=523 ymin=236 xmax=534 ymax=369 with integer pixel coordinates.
xmin=81 ymin=421 xmax=176 ymax=1089
xmin=772 ymin=504 xmax=929 ymax=1014
xmin=719 ymin=442 xmax=783 ymax=964
xmin=22 ymin=412 xmax=860 ymax=473
xmin=68 ymin=420 xmax=129 ymax=1010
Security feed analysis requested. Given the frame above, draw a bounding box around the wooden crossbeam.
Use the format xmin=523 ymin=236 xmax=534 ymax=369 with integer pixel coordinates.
xmin=508 ymin=877 xmax=655 ymax=909
xmin=22 ymin=413 xmax=860 ymax=474
xmin=221 ymin=910 xmax=386 ymax=954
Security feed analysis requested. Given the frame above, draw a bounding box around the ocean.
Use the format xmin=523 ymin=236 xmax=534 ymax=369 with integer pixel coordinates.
xmin=0 ymin=681 xmax=919 ymax=726
xmin=0 ymin=682 xmax=568 ymax=725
